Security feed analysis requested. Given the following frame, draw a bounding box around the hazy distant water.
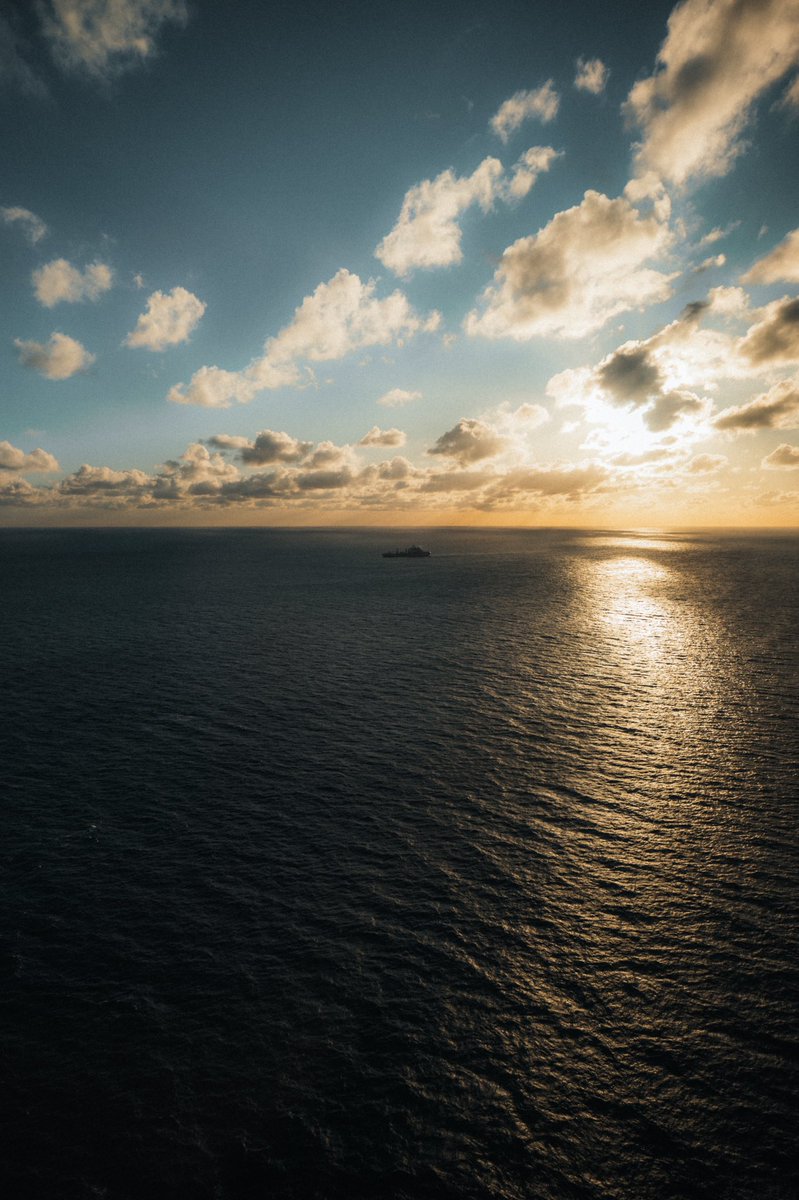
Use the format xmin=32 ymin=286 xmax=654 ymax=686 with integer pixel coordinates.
xmin=2 ymin=527 xmax=798 ymax=1200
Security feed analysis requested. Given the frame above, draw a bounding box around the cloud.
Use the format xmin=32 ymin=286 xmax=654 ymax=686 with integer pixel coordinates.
xmin=486 ymin=401 xmax=550 ymax=435
xmin=266 ymin=271 xmax=439 ymax=364
xmin=33 ymin=258 xmax=113 ymax=307
xmin=742 ymin=229 xmax=799 ymax=285
xmin=597 ymin=345 xmax=663 ymax=406
xmin=39 ymin=0 xmax=188 ymax=77
xmin=59 ymin=463 xmax=153 ymax=496
xmin=0 ymin=14 xmax=48 ymax=97
xmin=377 ymin=387 xmax=421 ymax=408
xmin=465 ymin=189 xmax=673 ymax=340
xmin=125 ymin=286 xmax=206 ymax=350
xmin=739 ymin=297 xmax=799 ymax=366
xmin=0 ymin=479 xmax=44 ymax=507
xmin=427 ymin=418 xmax=507 ymax=465
xmin=625 ymin=0 xmax=799 ymax=186
xmin=0 ymin=441 xmax=59 ymax=473
xmin=687 ymin=453 xmax=728 ymax=473
xmin=151 ymin=443 xmax=239 ymax=498
xmin=644 ymin=388 xmax=706 ymax=431
xmin=782 ymin=74 xmax=799 ymax=109
xmin=170 ymin=270 xmax=437 ymax=407
xmin=574 ymin=57 xmax=608 ymax=95
xmin=694 ymin=253 xmax=726 ymax=273
xmin=1 ymin=206 xmax=47 ymax=243
xmin=359 ymin=426 xmax=406 ymax=447
xmin=547 ymin=293 xmax=753 ymax=441
xmin=205 ymin=434 xmax=250 ymax=451
xmin=714 ymin=379 xmax=799 ymax=431
xmin=376 ymin=158 xmax=503 ymax=276
xmin=507 ymin=146 xmax=561 ymax=200
xmin=304 ymin=441 xmax=351 ymax=469
xmin=167 ymin=365 xmax=263 ymax=409
xmin=762 ymin=442 xmax=799 ymax=468
xmin=235 ymin=430 xmax=313 ymax=464
xmin=490 ymin=82 xmax=559 ymax=142
xmin=15 ymin=331 xmax=95 ymax=379
xmin=420 ymin=470 xmax=497 ymax=493
xmin=375 ymin=149 xmax=558 ymax=276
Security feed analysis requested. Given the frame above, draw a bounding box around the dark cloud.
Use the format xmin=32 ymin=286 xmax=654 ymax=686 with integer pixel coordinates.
xmin=420 ymin=470 xmax=496 ymax=493
xmin=427 ymin=418 xmax=507 ymax=465
xmin=740 ymin=297 xmax=799 ymax=366
xmin=295 ymin=468 xmax=354 ymax=490
xmin=714 ymin=380 xmax=799 ymax=431
xmin=239 ymin=429 xmax=313 ymax=465
xmin=644 ymin=389 xmax=705 ymax=431
xmin=680 ymin=299 xmax=711 ymax=322
xmin=762 ymin=443 xmax=799 ymax=469
xmin=597 ymin=346 xmax=662 ymax=406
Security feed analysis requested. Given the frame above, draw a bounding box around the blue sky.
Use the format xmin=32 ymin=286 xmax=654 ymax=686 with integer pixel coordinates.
xmin=2 ymin=0 xmax=799 ymax=525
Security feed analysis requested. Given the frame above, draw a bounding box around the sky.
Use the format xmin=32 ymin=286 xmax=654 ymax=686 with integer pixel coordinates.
xmin=2 ymin=0 xmax=799 ymax=527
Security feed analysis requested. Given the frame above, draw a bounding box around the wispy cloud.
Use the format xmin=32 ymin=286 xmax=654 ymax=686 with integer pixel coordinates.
xmin=625 ymin=0 xmax=799 ymax=185
xmin=0 ymin=15 xmax=48 ymax=97
xmin=742 ymin=229 xmax=799 ymax=285
xmin=490 ymin=82 xmax=559 ymax=142
xmin=574 ymin=57 xmax=608 ymax=95
xmin=1 ymin=206 xmax=48 ymax=243
xmin=377 ymin=388 xmax=421 ymax=408
xmin=170 ymin=270 xmax=440 ymax=407
xmin=375 ymin=148 xmax=559 ymax=277
xmin=39 ymin=0 xmax=188 ymax=78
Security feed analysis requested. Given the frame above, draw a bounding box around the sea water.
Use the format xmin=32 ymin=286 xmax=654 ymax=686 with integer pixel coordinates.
xmin=2 ymin=527 xmax=797 ymax=1199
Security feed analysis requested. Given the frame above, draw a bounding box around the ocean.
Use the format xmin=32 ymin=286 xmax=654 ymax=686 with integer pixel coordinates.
xmin=2 ymin=527 xmax=798 ymax=1199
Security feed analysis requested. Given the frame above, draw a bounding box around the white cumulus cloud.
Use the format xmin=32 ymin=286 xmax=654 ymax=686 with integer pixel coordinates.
xmin=376 ymin=150 xmax=559 ymax=277
xmin=376 ymin=158 xmax=503 ymax=276
xmin=125 ymin=286 xmax=206 ymax=350
xmin=33 ymin=258 xmax=113 ymax=307
xmin=0 ymin=441 xmax=60 ymax=473
xmin=15 ymin=331 xmax=95 ymax=379
xmin=170 ymin=270 xmax=438 ymax=407
xmin=465 ymin=189 xmax=674 ymax=341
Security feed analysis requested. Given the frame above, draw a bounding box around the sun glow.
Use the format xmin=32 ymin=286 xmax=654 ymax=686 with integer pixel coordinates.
xmin=585 ymin=401 xmax=663 ymax=458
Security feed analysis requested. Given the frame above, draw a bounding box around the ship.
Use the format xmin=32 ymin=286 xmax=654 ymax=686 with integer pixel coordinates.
xmin=382 ymin=545 xmax=431 ymax=558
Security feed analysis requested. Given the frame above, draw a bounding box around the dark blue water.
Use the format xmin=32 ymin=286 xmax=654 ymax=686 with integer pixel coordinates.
xmin=2 ymin=527 xmax=798 ymax=1199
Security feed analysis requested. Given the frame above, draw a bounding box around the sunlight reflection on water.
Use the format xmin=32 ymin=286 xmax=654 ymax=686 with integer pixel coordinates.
xmin=593 ymin=556 xmax=679 ymax=663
